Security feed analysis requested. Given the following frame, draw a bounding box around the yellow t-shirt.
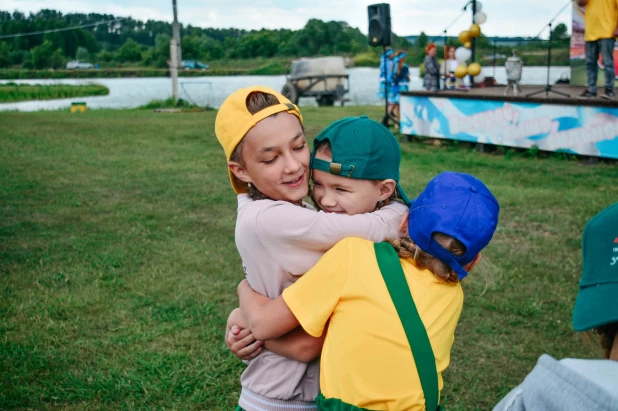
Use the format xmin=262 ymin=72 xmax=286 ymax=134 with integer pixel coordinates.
xmin=282 ymin=237 xmax=464 ymax=411
xmin=584 ymin=0 xmax=618 ymax=41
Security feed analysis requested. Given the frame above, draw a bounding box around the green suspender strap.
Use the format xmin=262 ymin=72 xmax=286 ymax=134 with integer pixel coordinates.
xmin=374 ymin=242 xmax=442 ymax=411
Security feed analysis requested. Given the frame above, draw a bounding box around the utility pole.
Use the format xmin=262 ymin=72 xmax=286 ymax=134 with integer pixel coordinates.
xmin=471 ymin=0 xmax=476 ymax=64
xmin=172 ymin=0 xmax=182 ymax=66
xmin=170 ymin=38 xmax=179 ymax=103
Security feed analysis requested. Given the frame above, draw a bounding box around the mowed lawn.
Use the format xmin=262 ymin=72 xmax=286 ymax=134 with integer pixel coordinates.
xmin=1 ymin=107 xmax=617 ymax=410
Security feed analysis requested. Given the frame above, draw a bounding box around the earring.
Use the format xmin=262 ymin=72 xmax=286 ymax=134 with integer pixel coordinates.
xmin=376 ymin=199 xmax=384 ymax=208
xmin=248 ymin=182 xmax=252 ymax=189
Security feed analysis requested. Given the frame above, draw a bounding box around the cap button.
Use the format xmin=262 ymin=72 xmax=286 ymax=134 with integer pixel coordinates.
xmin=470 ymin=186 xmax=478 ymax=193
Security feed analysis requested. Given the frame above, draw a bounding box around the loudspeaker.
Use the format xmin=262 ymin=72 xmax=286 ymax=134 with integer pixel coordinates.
xmin=367 ymin=3 xmax=392 ymax=47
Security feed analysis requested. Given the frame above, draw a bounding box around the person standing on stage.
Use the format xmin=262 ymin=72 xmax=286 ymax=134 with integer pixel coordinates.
xmin=423 ymin=43 xmax=440 ymax=91
xmin=577 ymin=0 xmax=618 ymax=100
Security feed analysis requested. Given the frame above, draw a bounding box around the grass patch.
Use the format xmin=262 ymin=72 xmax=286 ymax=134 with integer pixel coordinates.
xmin=0 ymin=107 xmax=616 ymax=409
xmin=0 ymin=83 xmax=109 ymax=103
xmin=139 ymin=97 xmax=203 ymax=110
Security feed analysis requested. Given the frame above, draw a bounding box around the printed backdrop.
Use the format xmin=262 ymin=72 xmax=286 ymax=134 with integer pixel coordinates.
xmin=400 ymin=95 xmax=618 ymax=159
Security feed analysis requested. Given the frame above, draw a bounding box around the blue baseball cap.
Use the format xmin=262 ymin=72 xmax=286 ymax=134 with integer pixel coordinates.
xmin=408 ymin=172 xmax=500 ymax=280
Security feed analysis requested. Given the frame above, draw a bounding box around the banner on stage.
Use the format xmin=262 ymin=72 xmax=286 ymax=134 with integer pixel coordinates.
xmin=400 ymin=95 xmax=618 ymax=159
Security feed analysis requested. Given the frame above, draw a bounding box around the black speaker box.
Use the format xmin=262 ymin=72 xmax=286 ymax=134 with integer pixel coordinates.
xmin=368 ymin=3 xmax=392 ymax=47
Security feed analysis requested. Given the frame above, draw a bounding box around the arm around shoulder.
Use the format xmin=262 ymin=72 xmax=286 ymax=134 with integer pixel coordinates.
xmin=256 ymin=201 xmax=406 ymax=274
xmin=238 ymin=280 xmax=300 ymax=341
xmin=264 ymin=326 xmax=325 ymax=363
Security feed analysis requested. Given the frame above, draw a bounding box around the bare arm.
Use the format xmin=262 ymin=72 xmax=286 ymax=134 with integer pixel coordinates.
xmin=264 ymin=326 xmax=326 ymax=363
xmin=238 ymin=279 xmax=300 ymax=341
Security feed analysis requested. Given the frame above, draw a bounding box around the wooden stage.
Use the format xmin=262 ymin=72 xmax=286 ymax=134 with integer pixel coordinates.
xmin=402 ymin=85 xmax=617 ymax=107
xmin=398 ymin=85 xmax=618 ymax=159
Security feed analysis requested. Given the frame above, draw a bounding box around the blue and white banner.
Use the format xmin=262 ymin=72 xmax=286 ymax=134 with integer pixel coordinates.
xmin=400 ymin=95 xmax=618 ymax=159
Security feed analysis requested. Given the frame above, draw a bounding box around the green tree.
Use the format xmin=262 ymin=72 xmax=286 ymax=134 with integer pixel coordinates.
xmin=76 ymin=46 xmax=91 ymax=61
xmin=49 ymin=49 xmax=65 ymax=69
xmin=551 ymin=23 xmax=569 ymax=41
xmin=0 ymin=42 xmax=10 ymax=68
xmin=116 ymin=38 xmax=142 ymax=62
xmin=31 ymin=40 xmax=55 ymax=69
xmin=96 ymin=49 xmax=115 ymax=63
xmin=151 ymin=33 xmax=172 ymax=67
xmin=417 ymin=32 xmax=428 ymax=50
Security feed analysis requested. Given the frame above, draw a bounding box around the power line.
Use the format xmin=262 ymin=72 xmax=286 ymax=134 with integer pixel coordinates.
xmin=536 ymin=0 xmax=573 ymax=38
xmin=0 ymin=18 xmax=125 ymax=39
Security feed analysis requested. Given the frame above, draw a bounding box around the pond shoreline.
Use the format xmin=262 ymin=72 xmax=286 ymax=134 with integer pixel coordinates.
xmin=0 ymin=83 xmax=110 ymax=103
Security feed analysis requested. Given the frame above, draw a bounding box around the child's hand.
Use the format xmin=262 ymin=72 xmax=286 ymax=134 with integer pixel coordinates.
xmin=226 ymin=307 xmax=263 ymax=361
xmin=226 ymin=325 xmax=263 ymax=361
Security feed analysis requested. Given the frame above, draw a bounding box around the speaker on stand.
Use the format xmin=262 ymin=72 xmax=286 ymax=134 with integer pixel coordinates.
xmin=368 ymin=3 xmax=396 ymax=128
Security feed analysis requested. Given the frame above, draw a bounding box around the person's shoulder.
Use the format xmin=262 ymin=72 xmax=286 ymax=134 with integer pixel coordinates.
xmin=335 ymin=237 xmax=379 ymax=258
xmin=237 ymin=195 xmax=294 ymax=225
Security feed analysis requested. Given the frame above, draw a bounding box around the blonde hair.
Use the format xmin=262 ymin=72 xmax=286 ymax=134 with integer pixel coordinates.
xmin=388 ymin=233 xmax=466 ymax=284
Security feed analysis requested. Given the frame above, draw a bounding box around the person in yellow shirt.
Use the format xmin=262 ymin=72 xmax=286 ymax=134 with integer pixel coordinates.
xmin=577 ymin=0 xmax=618 ymax=100
xmin=237 ymin=172 xmax=500 ymax=411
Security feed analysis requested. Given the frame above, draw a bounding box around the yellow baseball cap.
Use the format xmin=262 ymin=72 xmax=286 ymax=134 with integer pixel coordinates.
xmin=215 ymin=85 xmax=303 ymax=194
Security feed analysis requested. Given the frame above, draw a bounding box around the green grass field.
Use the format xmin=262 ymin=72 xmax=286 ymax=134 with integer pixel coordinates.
xmin=0 ymin=83 xmax=109 ymax=103
xmin=1 ymin=107 xmax=617 ymax=410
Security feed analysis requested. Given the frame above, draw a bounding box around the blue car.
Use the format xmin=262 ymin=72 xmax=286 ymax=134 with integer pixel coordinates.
xmin=182 ymin=60 xmax=209 ymax=70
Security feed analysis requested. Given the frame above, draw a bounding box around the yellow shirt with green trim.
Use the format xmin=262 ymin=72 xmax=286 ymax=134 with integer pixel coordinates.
xmin=584 ymin=0 xmax=618 ymax=41
xmin=282 ymin=237 xmax=464 ymax=411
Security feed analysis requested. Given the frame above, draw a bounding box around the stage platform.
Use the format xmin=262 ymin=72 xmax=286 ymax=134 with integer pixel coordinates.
xmin=399 ymin=85 xmax=618 ymax=159
xmin=402 ymin=86 xmax=617 ymax=107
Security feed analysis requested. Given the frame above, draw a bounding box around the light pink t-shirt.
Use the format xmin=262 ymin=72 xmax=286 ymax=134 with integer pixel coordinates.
xmin=234 ymin=194 xmax=408 ymax=408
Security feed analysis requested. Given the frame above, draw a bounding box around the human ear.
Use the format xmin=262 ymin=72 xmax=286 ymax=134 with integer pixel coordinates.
xmin=378 ymin=179 xmax=397 ymax=200
xmin=228 ymin=161 xmax=253 ymax=184
xmin=463 ymin=253 xmax=482 ymax=273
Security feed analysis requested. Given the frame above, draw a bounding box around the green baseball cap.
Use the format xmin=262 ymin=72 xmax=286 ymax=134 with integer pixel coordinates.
xmin=310 ymin=116 xmax=411 ymax=205
xmin=572 ymin=202 xmax=618 ymax=331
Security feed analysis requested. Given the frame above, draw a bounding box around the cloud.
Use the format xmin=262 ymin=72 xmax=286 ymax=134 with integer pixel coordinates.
xmin=3 ymin=0 xmax=573 ymax=37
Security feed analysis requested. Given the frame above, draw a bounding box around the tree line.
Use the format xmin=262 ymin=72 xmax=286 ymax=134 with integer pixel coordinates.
xmin=0 ymin=9 xmax=411 ymax=69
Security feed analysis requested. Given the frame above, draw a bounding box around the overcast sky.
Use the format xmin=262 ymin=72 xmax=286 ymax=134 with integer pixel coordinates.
xmin=5 ymin=0 xmax=573 ymax=38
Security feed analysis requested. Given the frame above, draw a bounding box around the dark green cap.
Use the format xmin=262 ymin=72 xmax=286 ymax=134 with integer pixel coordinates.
xmin=572 ymin=202 xmax=618 ymax=331
xmin=310 ymin=116 xmax=411 ymax=205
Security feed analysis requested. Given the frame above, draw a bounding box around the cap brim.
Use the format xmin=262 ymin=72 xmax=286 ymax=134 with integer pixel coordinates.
xmin=572 ymin=282 xmax=618 ymax=331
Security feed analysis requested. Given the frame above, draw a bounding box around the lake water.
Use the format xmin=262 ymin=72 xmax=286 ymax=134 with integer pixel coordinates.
xmin=0 ymin=66 xmax=571 ymax=112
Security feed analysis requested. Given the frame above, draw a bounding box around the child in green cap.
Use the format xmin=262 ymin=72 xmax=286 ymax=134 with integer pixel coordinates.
xmin=309 ymin=115 xmax=411 ymax=214
xmin=493 ymin=202 xmax=618 ymax=411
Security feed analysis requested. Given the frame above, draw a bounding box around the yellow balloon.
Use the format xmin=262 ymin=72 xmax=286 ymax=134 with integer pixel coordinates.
xmin=469 ymin=24 xmax=481 ymax=38
xmin=464 ymin=41 xmax=472 ymax=49
xmin=455 ymin=65 xmax=468 ymax=78
xmin=458 ymin=30 xmax=471 ymax=44
xmin=468 ymin=62 xmax=482 ymax=76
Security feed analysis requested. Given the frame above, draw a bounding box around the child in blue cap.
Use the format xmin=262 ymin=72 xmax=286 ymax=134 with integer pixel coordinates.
xmin=236 ymin=171 xmax=500 ymax=410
